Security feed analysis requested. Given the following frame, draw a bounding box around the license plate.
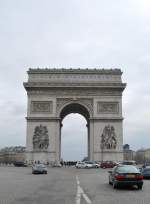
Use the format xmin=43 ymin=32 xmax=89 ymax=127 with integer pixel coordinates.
xmin=126 ymin=175 xmax=135 ymax=178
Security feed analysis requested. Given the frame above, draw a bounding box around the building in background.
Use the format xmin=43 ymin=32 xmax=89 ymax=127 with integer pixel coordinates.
xmin=123 ymin=144 xmax=135 ymax=161
xmin=136 ymin=148 xmax=150 ymax=164
xmin=123 ymin=145 xmax=150 ymax=164
xmin=0 ymin=146 xmax=25 ymax=164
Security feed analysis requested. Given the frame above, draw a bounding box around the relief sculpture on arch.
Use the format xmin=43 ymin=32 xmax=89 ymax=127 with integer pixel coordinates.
xmin=33 ymin=125 xmax=49 ymax=150
xmin=100 ymin=125 xmax=117 ymax=150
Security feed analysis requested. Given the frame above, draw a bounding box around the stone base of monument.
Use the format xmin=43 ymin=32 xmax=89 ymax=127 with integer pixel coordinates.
xmin=26 ymin=151 xmax=56 ymax=164
xmin=25 ymin=150 xmax=123 ymax=164
xmin=93 ymin=151 xmax=123 ymax=162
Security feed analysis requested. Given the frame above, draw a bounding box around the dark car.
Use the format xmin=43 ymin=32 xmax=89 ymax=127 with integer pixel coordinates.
xmin=14 ymin=161 xmax=27 ymax=167
xmin=141 ymin=167 xmax=150 ymax=179
xmin=100 ymin=161 xmax=117 ymax=168
xmin=108 ymin=165 xmax=143 ymax=189
xmin=32 ymin=164 xmax=47 ymax=174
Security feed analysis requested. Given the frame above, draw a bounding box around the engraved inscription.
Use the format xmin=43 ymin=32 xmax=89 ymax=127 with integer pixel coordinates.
xmin=31 ymin=101 xmax=53 ymax=113
xmin=97 ymin=102 xmax=119 ymax=114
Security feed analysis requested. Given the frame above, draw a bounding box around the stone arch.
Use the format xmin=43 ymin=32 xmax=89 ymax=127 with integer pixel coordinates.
xmin=58 ymin=101 xmax=91 ymax=121
xmin=56 ymin=98 xmax=93 ymax=119
xmin=24 ymin=68 xmax=126 ymax=163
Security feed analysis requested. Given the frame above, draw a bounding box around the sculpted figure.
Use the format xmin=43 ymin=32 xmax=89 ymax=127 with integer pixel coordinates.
xmin=101 ymin=125 xmax=117 ymax=150
xmin=33 ymin=125 xmax=49 ymax=150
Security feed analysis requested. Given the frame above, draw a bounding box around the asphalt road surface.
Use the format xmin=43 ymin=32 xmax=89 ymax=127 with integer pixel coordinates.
xmin=0 ymin=166 xmax=150 ymax=204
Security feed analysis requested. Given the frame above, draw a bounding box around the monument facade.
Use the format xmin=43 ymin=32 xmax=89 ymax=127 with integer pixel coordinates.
xmin=24 ymin=68 xmax=126 ymax=163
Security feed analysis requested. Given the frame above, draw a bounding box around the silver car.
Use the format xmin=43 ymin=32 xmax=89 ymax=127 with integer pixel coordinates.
xmin=76 ymin=162 xmax=86 ymax=168
xmin=32 ymin=164 xmax=48 ymax=174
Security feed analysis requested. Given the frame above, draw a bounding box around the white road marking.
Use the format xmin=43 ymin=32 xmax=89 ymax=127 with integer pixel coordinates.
xmin=76 ymin=175 xmax=80 ymax=185
xmin=76 ymin=175 xmax=92 ymax=204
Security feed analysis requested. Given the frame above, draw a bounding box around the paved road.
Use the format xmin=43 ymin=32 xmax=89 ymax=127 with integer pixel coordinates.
xmin=0 ymin=166 xmax=150 ymax=204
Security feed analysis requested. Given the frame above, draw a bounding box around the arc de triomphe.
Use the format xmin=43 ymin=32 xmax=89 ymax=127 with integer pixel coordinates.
xmin=24 ymin=68 xmax=126 ymax=163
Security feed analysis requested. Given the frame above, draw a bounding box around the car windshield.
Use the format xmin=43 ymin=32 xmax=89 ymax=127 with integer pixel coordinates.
xmin=116 ymin=166 xmax=140 ymax=173
xmin=122 ymin=161 xmax=136 ymax=165
xmin=146 ymin=163 xmax=150 ymax=166
xmin=35 ymin=164 xmax=45 ymax=168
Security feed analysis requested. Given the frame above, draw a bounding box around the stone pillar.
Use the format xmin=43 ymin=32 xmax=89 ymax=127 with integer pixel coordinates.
xmin=54 ymin=119 xmax=61 ymax=162
xmin=25 ymin=118 xmax=61 ymax=164
xmin=89 ymin=120 xmax=94 ymax=161
xmin=91 ymin=119 xmax=123 ymax=162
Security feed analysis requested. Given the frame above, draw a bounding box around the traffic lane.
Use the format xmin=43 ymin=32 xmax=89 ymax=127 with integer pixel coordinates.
xmin=0 ymin=167 xmax=77 ymax=204
xmin=1 ymin=166 xmax=150 ymax=204
xmin=14 ymin=167 xmax=77 ymax=204
xmin=76 ymin=168 xmax=150 ymax=204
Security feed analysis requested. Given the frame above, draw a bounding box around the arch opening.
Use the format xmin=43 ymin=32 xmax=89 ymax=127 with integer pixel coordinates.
xmin=60 ymin=103 xmax=90 ymax=122
xmin=61 ymin=114 xmax=87 ymax=161
xmin=59 ymin=103 xmax=90 ymax=161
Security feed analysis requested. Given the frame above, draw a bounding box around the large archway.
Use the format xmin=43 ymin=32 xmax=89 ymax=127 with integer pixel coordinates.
xmin=61 ymin=113 xmax=87 ymax=161
xmin=59 ymin=103 xmax=90 ymax=161
xmin=24 ymin=68 xmax=126 ymax=163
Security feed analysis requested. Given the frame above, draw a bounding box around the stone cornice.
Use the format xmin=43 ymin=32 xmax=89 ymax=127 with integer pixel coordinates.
xmin=89 ymin=117 xmax=124 ymax=121
xmin=94 ymin=151 xmax=123 ymax=153
xmin=26 ymin=150 xmax=56 ymax=153
xmin=27 ymin=68 xmax=122 ymax=75
xmin=26 ymin=117 xmax=60 ymax=122
xmin=26 ymin=117 xmax=123 ymax=122
xmin=23 ymin=82 xmax=126 ymax=90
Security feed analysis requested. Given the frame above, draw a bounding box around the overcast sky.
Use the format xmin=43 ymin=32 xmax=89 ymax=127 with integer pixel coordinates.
xmin=0 ymin=0 xmax=150 ymax=160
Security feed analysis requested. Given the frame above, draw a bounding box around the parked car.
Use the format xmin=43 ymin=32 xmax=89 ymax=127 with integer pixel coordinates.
xmin=32 ymin=164 xmax=47 ymax=174
xmin=13 ymin=161 xmax=27 ymax=167
xmin=51 ymin=161 xmax=62 ymax=167
xmin=76 ymin=161 xmax=86 ymax=168
xmin=143 ymin=162 xmax=150 ymax=168
xmin=108 ymin=165 xmax=143 ymax=189
xmin=100 ymin=161 xmax=117 ymax=168
xmin=91 ymin=161 xmax=100 ymax=168
xmin=141 ymin=167 xmax=150 ymax=179
xmin=84 ymin=161 xmax=94 ymax=168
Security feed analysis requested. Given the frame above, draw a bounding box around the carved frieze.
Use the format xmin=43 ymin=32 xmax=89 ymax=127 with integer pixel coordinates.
xmin=100 ymin=125 xmax=117 ymax=150
xmin=97 ymin=102 xmax=119 ymax=114
xmin=28 ymin=89 xmax=122 ymax=96
xmin=33 ymin=124 xmax=49 ymax=150
xmin=28 ymin=74 xmax=121 ymax=82
xmin=31 ymin=101 xmax=53 ymax=114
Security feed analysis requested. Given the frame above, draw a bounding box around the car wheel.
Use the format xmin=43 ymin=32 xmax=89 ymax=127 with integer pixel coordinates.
xmin=138 ymin=185 xmax=143 ymax=190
